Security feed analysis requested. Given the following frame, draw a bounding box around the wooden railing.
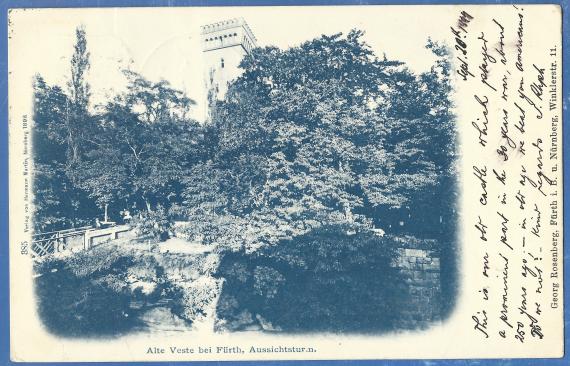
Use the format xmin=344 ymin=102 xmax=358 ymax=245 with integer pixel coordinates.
xmin=31 ymin=224 xmax=131 ymax=260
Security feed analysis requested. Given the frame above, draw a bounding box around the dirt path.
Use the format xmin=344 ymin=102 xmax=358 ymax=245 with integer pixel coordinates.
xmin=158 ymin=237 xmax=217 ymax=255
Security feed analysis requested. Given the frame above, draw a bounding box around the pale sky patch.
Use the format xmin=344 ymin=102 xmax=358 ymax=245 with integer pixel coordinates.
xmin=10 ymin=6 xmax=451 ymax=121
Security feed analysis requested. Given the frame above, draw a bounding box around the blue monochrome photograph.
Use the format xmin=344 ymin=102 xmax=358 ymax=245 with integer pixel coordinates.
xmin=30 ymin=14 xmax=457 ymax=337
xmin=7 ymin=4 xmax=564 ymax=362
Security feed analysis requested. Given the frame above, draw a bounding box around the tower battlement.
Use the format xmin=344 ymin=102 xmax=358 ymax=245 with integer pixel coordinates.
xmin=201 ymin=18 xmax=257 ymax=54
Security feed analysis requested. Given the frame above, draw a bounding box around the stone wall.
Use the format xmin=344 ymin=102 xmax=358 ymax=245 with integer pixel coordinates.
xmin=393 ymin=245 xmax=442 ymax=330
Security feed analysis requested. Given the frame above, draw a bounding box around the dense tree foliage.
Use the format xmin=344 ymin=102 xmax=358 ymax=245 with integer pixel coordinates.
xmin=202 ymin=31 xmax=457 ymax=329
xmin=32 ymin=60 xmax=99 ymax=231
xmin=33 ymin=26 xmax=457 ymax=332
xmin=74 ymin=70 xmax=202 ymax=217
xmin=34 ymin=27 xmax=455 ymax=237
xmin=33 ymin=28 xmax=203 ymax=231
xmin=176 ymin=31 xmax=456 ymax=251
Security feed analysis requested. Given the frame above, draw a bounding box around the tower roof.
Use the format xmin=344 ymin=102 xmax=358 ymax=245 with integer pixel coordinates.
xmin=200 ymin=18 xmax=257 ymax=45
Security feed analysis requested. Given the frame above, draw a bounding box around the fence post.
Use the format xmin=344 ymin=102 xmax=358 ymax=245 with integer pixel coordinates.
xmin=55 ymin=231 xmax=61 ymax=253
xmin=83 ymin=230 xmax=91 ymax=250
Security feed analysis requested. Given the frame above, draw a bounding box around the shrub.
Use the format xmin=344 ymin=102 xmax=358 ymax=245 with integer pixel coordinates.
xmin=33 ymin=243 xmax=173 ymax=337
xmin=215 ymin=224 xmax=410 ymax=333
xmin=34 ymin=256 xmax=140 ymax=337
xmin=132 ymin=205 xmax=172 ymax=241
xmin=171 ymin=277 xmax=221 ymax=322
xmin=64 ymin=243 xmax=135 ymax=278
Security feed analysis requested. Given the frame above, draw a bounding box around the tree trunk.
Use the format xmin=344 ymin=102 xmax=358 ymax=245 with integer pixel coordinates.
xmin=104 ymin=203 xmax=108 ymax=222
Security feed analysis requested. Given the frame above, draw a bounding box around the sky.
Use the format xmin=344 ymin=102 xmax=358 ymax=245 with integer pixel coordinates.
xmin=9 ymin=6 xmax=453 ymax=121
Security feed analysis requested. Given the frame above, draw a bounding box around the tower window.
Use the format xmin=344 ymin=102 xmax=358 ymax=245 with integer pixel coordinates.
xmin=221 ymin=58 xmax=225 ymax=68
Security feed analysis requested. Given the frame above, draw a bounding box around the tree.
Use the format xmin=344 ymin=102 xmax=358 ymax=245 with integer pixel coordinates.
xmin=65 ymin=25 xmax=92 ymax=166
xmin=185 ymin=30 xmax=445 ymax=251
xmin=373 ymin=39 xmax=456 ymax=237
xmin=32 ymin=76 xmax=98 ymax=231
xmin=74 ymin=71 xmax=201 ymax=223
xmin=206 ymin=31 xmax=457 ymax=332
xmin=32 ymin=76 xmax=72 ymax=231
xmin=33 ymin=27 xmax=204 ymax=230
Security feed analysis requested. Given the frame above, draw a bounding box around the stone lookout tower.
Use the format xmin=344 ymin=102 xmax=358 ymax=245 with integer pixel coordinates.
xmin=201 ymin=18 xmax=257 ymax=116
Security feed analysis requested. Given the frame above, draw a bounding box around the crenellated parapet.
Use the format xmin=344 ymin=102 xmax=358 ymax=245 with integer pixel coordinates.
xmin=201 ymin=18 xmax=257 ymax=54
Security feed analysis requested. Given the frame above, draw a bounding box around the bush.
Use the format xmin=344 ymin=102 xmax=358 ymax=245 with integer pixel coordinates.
xmin=215 ymin=224 xmax=410 ymax=333
xmin=132 ymin=205 xmax=172 ymax=241
xmin=33 ymin=243 xmax=176 ymax=337
xmin=171 ymin=277 xmax=221 ymax=322
xmin=64 ymin=243 xmax=135 ymax=277
xmin=34 ymin=255 xmax=141 ymax=337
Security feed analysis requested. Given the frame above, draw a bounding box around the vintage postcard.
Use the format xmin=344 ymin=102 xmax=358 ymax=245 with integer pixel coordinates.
xmin=8 ymin=4 xmax=564 ymax=362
